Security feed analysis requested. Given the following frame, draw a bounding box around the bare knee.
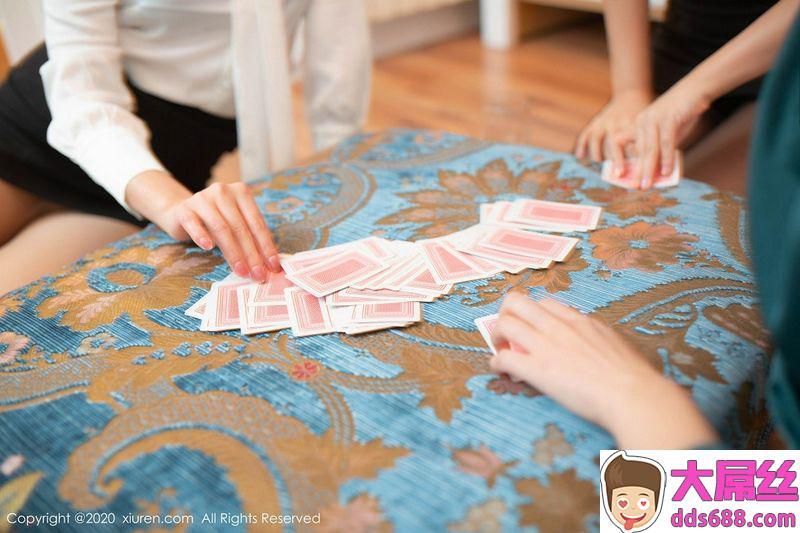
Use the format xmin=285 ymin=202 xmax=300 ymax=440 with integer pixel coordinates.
xmin=0 ymin=179 xmax=57 ymax=246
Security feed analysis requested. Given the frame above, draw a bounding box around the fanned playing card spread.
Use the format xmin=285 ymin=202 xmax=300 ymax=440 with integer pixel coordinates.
xmin=188 ymin=199 xmax=602 ymax=337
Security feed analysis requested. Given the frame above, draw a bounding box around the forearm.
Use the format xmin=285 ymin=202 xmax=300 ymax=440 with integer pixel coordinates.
xmin=680 ymin=0 xmax=800 ymax=102
xmin=607 ymin=378 xmax=718 ymax=449
xmin=603 ymin=0 xmax=653 ymax=97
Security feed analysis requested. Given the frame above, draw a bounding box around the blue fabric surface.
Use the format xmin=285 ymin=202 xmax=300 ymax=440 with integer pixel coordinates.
xmin=0 ymin=130 xmax=771 ymax=532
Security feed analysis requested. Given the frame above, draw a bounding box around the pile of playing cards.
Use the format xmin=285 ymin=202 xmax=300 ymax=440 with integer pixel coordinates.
xmin=601 ymin=151 xmax=682 ymax=190
xmin=186 ymin=199 xmax=602 ymax=338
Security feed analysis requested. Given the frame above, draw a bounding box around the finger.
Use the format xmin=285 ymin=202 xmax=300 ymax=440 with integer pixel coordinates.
xmin=639 ymin=123 xmax=660 ymax=190
xmin=490 ymin=348 xmax=541 ymax=385
xmin=216 ymin=190 xmax=268 ymax=282
xmin=537 ymin=298 xmax=584 ymax=322
xmin=589 ymin=130 xmax=605 ymax=162
xmin=179 ymin=208 xmax=213 ymax=250
xmin=609 ymin=132 xmax=629 ymax=177
xmin=659 ymin=119 xmax=677 ymax=177
xmin=193 ymin=200 xmax=249 ymax=279
xmin=491 ymin=313 xmax=538 ymax=356
xmin=234 ymin=187 xmax=281 ymax=273
xmin=501 ymin=292 xmax=564 ymax=334
xmin=537 ymin=299 xmax=624 ymax=354
xmin=575 ymin=128 xmax=590 ymax=158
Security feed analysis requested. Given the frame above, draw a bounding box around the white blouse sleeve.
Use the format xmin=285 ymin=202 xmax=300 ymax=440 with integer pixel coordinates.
xmin=303 ymin=0 xmax=372 ymax=150
xmin=40 ymin=0 xmax=166 ymax=217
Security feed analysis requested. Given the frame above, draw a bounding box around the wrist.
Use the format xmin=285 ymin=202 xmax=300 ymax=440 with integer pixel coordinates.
xmin=612 ymin=87 xmax=653 ymax=103
xmin=604 ymin=376 xmax=718 ymax=449
xmin=125 ymin=170 xmax=191 ymax=226
xmin=674 ymin=73 xmax=717 ymax=110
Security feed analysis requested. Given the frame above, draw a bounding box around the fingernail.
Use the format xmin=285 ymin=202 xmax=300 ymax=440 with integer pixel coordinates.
xmin=268 ymin=255 xmax=282 ymax=273
xmin=615 ymin=165 xmax=623 ymax=177
xmin=199 ymin=238 xmax=213 ymax=250
xmin=251 ymin=265 xmax=267 ymax=283
xmin=661 ymin=165 xmax=670 ymax=176
xmin=233 ymin=261 xmax=248 ymax=277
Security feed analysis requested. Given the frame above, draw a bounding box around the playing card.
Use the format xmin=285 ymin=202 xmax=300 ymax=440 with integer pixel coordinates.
xmin=285 ymin=287 xmax=336 ymax=337
xmin=375 ymin=254 xmax=427 ymax=289
xmin=507 ymin=199 xmax=601 ymax=230
xmin=475 ymin=313 xmax=526 ymax=355
xmin=353 ymin=301 xmax=421 ymax=323
xmin=351 ymin=252 xmax=419 ymax=290
xmin=287 ymin=249 xmax=388 ymax=297
xmin=237 ymin=286 xmax=290 ymax=335
xmin=455 ymin=226 xmax=552 ymax=272
xmin=327 ymin=300 xmax=412 ymax=334
xmin=201 ymin=279 xmax=248 ymax=331
xmin=328 ymin=287 xmax=435 ymax=306
xmin=418 ymin=240 xmax=495 ymax=284
xmin=281 ymin=249 xmax=344 ymax=276
xmin=601 ymin=152 xmax=682 ymax=190
xmin=283 ymin=237 xmax=395 ymax=274
xmin=478 ymin=226 xmax=578 ymax=262
xmin=328 ymin=302 xmax=357 ymax=329
xmin=185 ymin=293 xmax=209 ymax=319
xmin=382 ymin=261 xmax=450 ymax=296
xmin=251 ymin=271 xmax=294 ymax=305
xmin=475 ymin=314 xmax=500 ymax=355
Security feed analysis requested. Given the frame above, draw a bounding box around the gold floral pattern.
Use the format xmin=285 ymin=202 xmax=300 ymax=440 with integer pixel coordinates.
xmin=515 ymin=469 xmax=598 ymax=533
xmin=487 ymin=375 xmax=541 ymax=398
xmin=378 ymin=159 xmax=583 ymax=240
xmin=318 ymin=494 xmax=390 ymax=533
xmin=532 ymin=424 xmax=573 ymax=467
xmin=449 ymin=499 xmax=507 ymax=533
xmin=583 ymin=187 xmax=678 ymax=219
xmin=37 ymin=245 xmax=220 ymax=331
xmin=0 ymin=332 xmax=29 ymax=365
xmin=453 ymin=445 xmax=518 ymax=488
xmin=590 ymin=221 xmax=698 ymax=272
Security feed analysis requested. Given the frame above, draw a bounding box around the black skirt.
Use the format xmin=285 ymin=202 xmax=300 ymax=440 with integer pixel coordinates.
xmin=652 ymin=0 xmax=778 ymax=122
xmin=0 ymin=45 xmax=238 ymax=226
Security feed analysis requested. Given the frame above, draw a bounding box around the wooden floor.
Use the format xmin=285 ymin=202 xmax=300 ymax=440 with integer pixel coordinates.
xmin=293 ymin=20 xmax=610 ymax=160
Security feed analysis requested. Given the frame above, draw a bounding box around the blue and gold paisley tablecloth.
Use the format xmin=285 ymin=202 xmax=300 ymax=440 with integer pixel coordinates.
xmin=0 ymin=130 xmax=771 ymax=532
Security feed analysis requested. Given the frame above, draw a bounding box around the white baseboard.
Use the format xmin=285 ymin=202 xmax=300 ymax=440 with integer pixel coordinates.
xmin=371 ymin=0 xmax=479 ymax=58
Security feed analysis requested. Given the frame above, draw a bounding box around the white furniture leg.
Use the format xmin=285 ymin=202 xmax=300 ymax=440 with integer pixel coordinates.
xmin=480 ymin=0 xmax=521 ymax=50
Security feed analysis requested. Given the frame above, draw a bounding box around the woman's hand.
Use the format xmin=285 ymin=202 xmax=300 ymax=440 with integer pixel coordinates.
xmin=126 ymin=170 xmax=280 ymax=282
xmin=631 ymin=80 xmax=711 ymax=189
xmin=490 ymin=293 xmax=717 ymax=449
xmin=575 ymin=90 xmax=652 ymax=167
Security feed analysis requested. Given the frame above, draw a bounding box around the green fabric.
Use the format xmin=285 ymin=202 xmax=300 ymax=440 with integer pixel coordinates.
xmin=748 ymin=13 xmax=800 ymax=448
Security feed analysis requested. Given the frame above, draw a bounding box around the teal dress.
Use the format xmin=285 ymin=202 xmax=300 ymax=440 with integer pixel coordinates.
xmin=748 ymin=13 xmax=800 ymax=448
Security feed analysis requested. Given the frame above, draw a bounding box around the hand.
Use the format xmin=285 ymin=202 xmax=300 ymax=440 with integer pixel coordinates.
xmin=127 ymin=171 xmax=280 ymax=282
xmin=490 ymin=293 xmax=717 ymax=449
xmin=575 ymin=90 xmax=652 ymax=166
xmin=632 ymin=80 xmax=711 ymax=188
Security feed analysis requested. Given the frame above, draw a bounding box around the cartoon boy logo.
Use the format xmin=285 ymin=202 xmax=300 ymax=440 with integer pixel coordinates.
xmin=600 ymin=451 xmax=666 ymax=532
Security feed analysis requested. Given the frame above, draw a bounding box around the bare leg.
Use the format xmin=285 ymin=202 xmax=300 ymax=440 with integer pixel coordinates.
xmin=0 ymin=211 xmax=139 ymax=295
xmin=684 ymin=103 xmax=756 ymax=196
xmin=0 ymin=179 xmax=56 ymax=246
